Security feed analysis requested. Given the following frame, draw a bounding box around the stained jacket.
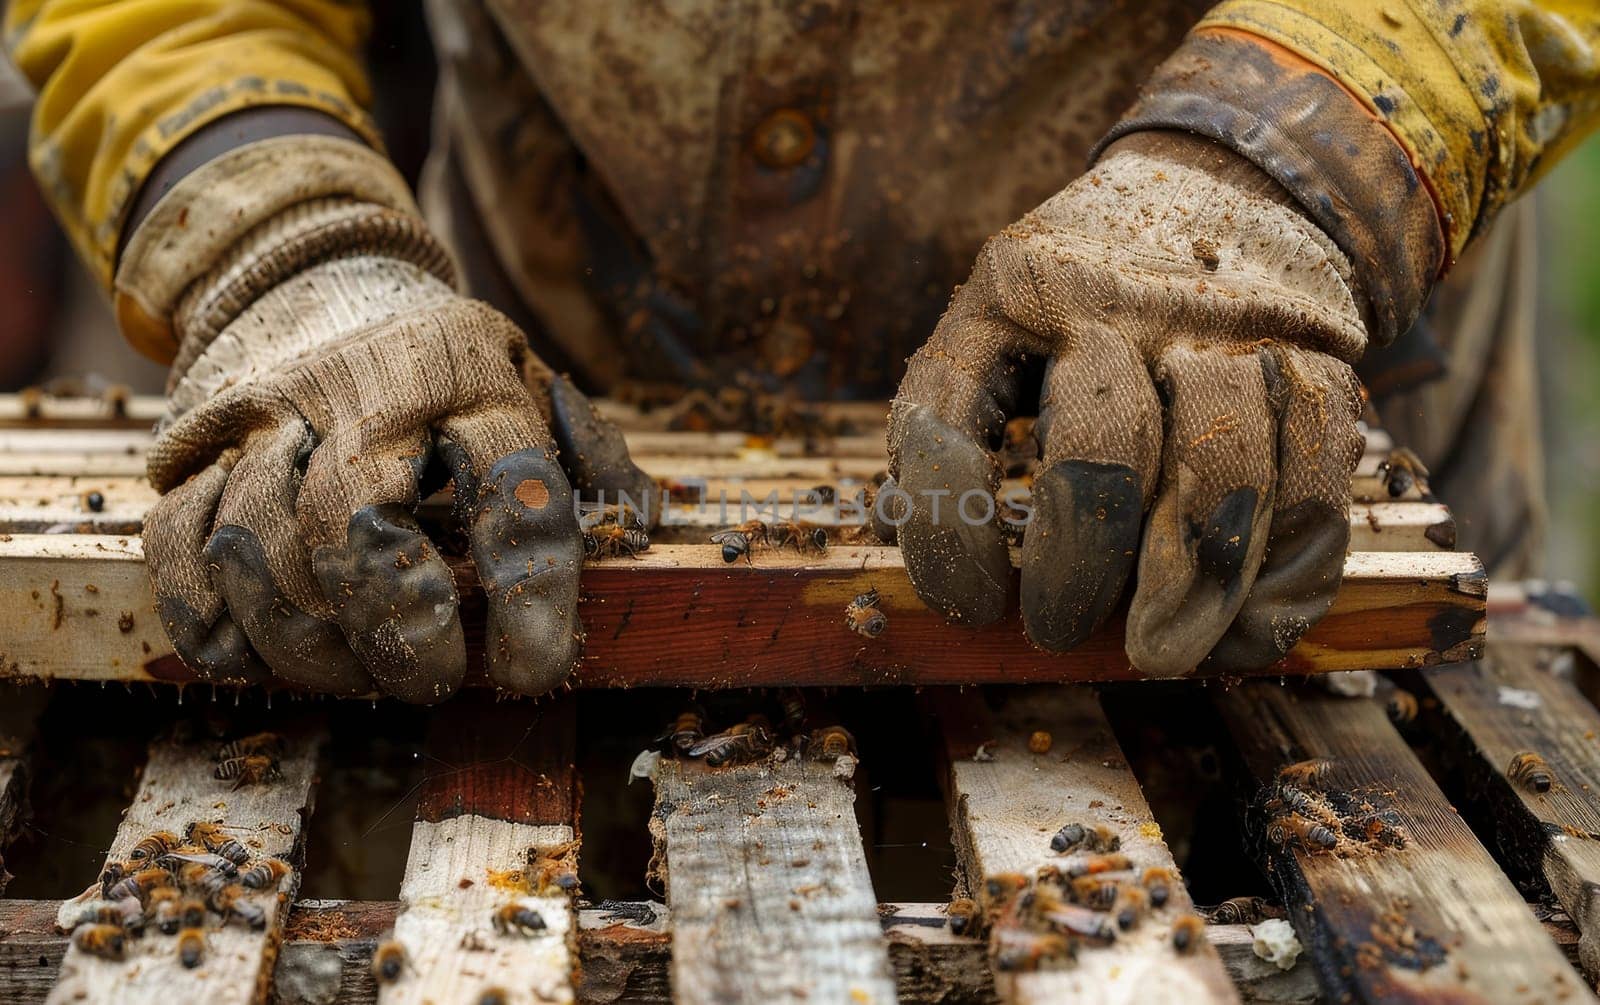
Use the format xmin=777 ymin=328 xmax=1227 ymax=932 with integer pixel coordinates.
xmin=6 ymin=0 xmax=1600 ymax=399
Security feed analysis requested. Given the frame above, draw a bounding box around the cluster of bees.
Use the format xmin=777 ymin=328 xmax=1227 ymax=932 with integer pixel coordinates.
xmin=581 ymin=506 xmax=651 ymax=559
xmin=710 ymin=518 xmax=831 ymax=564
xmin=658 ymin=694 xmax=855 ymax=769
xmin=69 ymin=821 xmax=290 ymax=968
xmin=212 ymin=731 xmax=286 ymax=789
xmin=946 ymin=822 xmax=1203 ymax=972
xmin=1262 ymin=759 xmax=1405 ymax=855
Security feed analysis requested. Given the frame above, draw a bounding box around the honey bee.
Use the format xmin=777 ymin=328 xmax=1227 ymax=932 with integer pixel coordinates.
xmin=75 ymin=898 xmax=144 ymax=933
xmin=240 ymin=859 xmax=290 ymax=890
xmin=177 ymin=928 xmax=205 ymax=969
xmin=99 ymin=861 xmax=131 ymax=897
xmin=1070 ymin=876 xmax=1120 ymax=910
xmin=1203 ymin=896 xmax=1277 ymax=926
xmin=214 ymin=732 xmax=286 ymax=763
xmin=1267 ymin=814 xmax=1339 ymax=851
xmin=1113 ymin=886 xmax=1150 ymax=931
xmin=1036 ymin=898 xmax=1117 ymax=944
xmin=214 ymin=754 xmax=282 ymax=789
xmin=1386 ymin=689 xmax=1419 ymax=726
xmin=582 ymin=522 xmax=651 ymax=559
xmin=72 ymin=923 xmax=126 ymax=961
xmin=161 ymin=851 xmax=240 ymax=878
xmin=1378 ymin=446 xmax=1431 ymax=500
xmin=981 ymin=872 xmax=1030 ymax=911
xmin=991 ymin=927 xmax=1073 ymax=972
xmin=105 ymin=867 xmax=169 ymax=903
xmin=709 ymin=520 xmax=828 ymax=564
xmin=659 ymin=708 xmax=706 ymax=755
xmin=477 ymin=990 xmax=510 ymax=1005
xmin=947 ymin=897 xmax=982 ymax=937
xmin=1508 ymin=750 xmax=1554 ymax=793
xmin=1049 ymin=822 xmax=1120 ymax=854
xmin=492 ymin=903 xmax=548 ymax=936
xmin=687 ymin=715 xmax=775 ymax=767
xmin=130 ymin=831 xmax=179 ymax=861
xmin=1172 ymin=914 xmax=1205 ymax=953
xmin=82 ymin=490 xmax=106 ymax=513
xmin=1276 ymin=759 xmax=1332 ymax=789
xmin=148 ymin=886 xmax=182 ymax=934
xmin=1140 ymin=868 xmax=1175 ymax=909
xmin=808 ymin=725 xmax=855 ymax=760
xmin=185 ymin=822 xmax=250 ymax=865
xmin=210 ymin=885 xmax=266 ymax=930
xmin=174 ymin=861 xmax=233 ymax=898
xmin=180 ymin=897 xmax=207 ymax=930
xmin=843 ymin=588 xmax=888 ymax=639
xmin=372 ymin=940 xmax=409 ymax=984
xmin=778 ymin=688 xmax=807 ymax=733
xmin=1064 ymin=853 xmax=1132 ymax=879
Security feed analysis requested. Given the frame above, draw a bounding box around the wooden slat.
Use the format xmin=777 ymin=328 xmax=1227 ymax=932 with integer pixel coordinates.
xmin=7 ymin=896 xmax=1530 ymax=1004
xmin=381 ymin=695 xmax=578 ymax=1005
xmin=1214 ymin=682 xmax=1593 ymax=1004
xmin=0 ymin=688 xmax=47 ymax=894
xmin=1423 ymin=645 xmax=1600 ymax=982
xmin=0 ymin=393 xmax=163 ymax=429
xmin=0 ymin=473 xmax=1452 ymax=551
xmin=931 ymin=686 xmax=1238 ymax=1003
xmin=47 ymin=717 xmax=324 ymax=1005
xmin=0 ymin=536 xmax=1486 ymax=689
xmin=651 ymin=754 xmax=896 ymax=1003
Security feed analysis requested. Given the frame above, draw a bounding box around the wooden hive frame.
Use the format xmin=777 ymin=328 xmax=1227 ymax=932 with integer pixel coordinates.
xmin=2 ymin=394 xmax=1581 ymax=1005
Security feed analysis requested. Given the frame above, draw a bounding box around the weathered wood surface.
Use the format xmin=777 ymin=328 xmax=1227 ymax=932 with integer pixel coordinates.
xmin=1215 ymin=682 xmax=1593 ymax=1004
xmin=0 ymin=472 xmax=1453 ymax=552
xmin=650 ymin=755 xmax=897 ymax=1004
xmin=932 ymin=686 xmax=1238 ymax=1004
xmin=1424 ymin=645 xmax=1600 ymax=982
xmin=0 ymin=536 xmax=1485 ymax=688
xmin=382 ymin=696 xmax=578 ymax=1005
xmin=47 ymin=718 xmax=323 ymax=1005
xmin=0 ymin=688 xmax=47 ymax=894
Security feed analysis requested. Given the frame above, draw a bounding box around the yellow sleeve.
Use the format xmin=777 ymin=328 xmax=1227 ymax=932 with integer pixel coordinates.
xmin=4 ymin=1 xmax=382 ymax=288
xmin=1200 ymin=0 xmax=1600 ymax=264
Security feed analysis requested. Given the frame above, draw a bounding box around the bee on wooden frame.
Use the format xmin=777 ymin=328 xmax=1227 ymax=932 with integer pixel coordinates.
xmin=130 ymin=831 xmax=179 ymax=862
xmin=1378 ymin=446 xmax=1432 ymax=500
xmin=492 ymin=902 xmax=548 ymax=936
xmin=710 ymin=519 xmax=829 ymax=564
xmin=72 ymin=923 xmax=126 ymax=961
xmin=372 ymin=939 xmax=410 ymax=984
xmin=581 ymin=507 xmax=651 ymax=560
xmin=1275 ymin=759 xmax=1332 ymax=789
xmin=214 ymin=754 xmax=282 ymax=789
xmin=687 ymin=715 xmax=776 ymax=767
xmin=210 ymin=885 xmax=266 ymax=930
xmin=214 ymin=732 xmax=286 ymax=763
xmin=991 ymin=927 xmax=1074 ymax=972
xmin=1171 ymin=914 xmax=1205 ymax=953
xmin=808 ymin=725 xmax=855 ymax=761
xmin=239 ymin=859 xmax=290 ymax=890
xmin=843 ymin=588 xmax=888 ymax=638
xmin=177 ymin=928 xmax=206 ymax=969
xmin=659 ymin=708 xmax=706 ymax=755
xmin=1050 ymin=822 xmax=1120 ymax=855
xmin=1266 ymin=814 xmax=1339 ymax=852
xmin=186 ymin=821 xmax=250 ymax=865
xmin=1508 ymin=750 xmax=1555 ymax=793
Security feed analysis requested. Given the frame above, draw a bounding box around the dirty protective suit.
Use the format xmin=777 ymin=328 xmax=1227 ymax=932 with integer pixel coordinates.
xmin=7 ymin=1 xmax=1598 ymax=695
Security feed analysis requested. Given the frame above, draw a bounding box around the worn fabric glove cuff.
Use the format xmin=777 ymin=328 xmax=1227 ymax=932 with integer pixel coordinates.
xmin=1093 ymin=29 xmax=1445 ymax=348
xmin=113 ymin=135 xmax=431 ymax=364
